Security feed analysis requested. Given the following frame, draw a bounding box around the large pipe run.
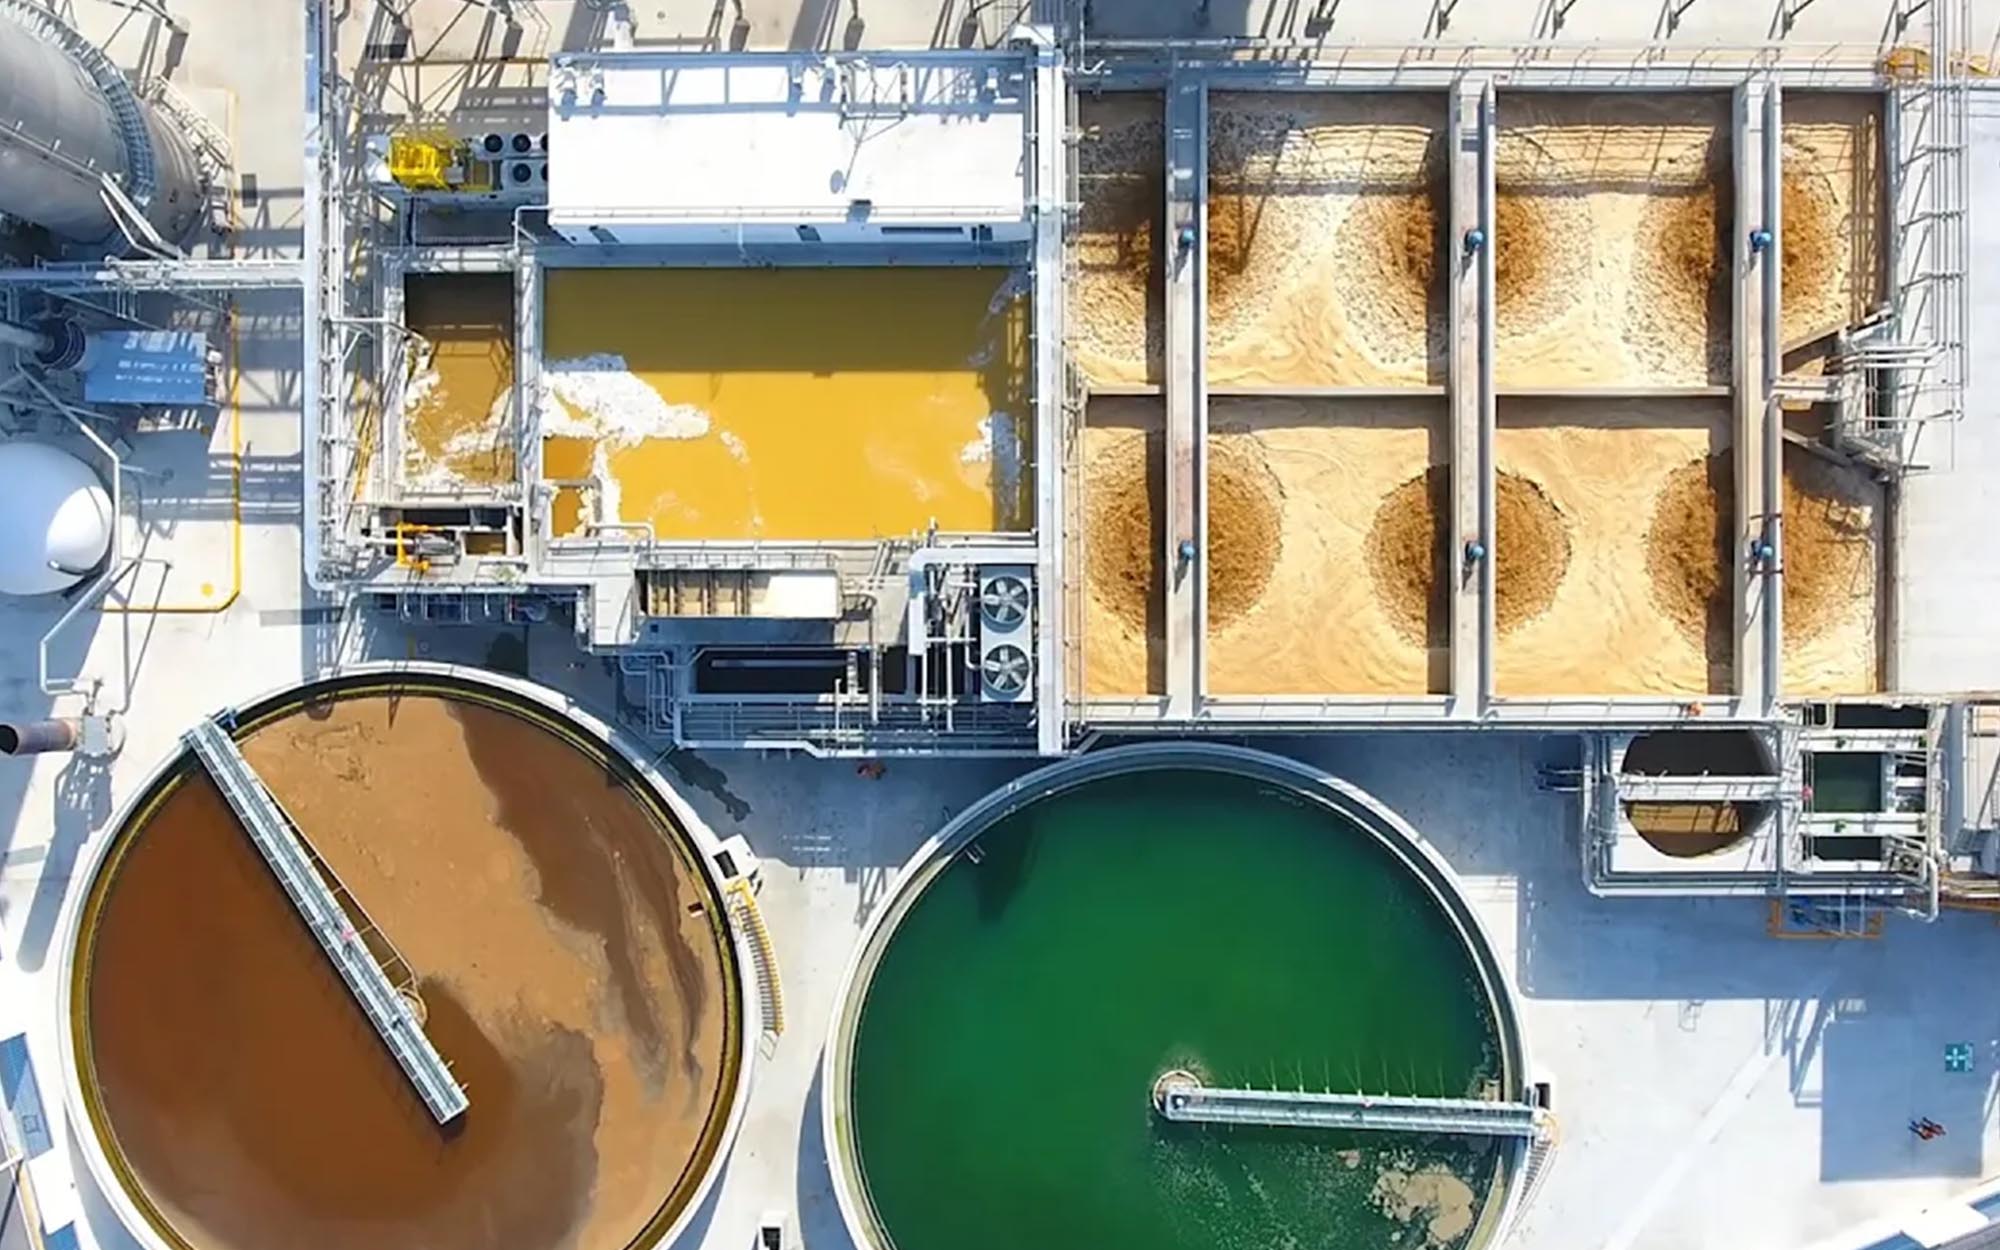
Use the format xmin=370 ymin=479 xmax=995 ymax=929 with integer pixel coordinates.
xmin=0 ymin=4 xmax=203 ymax=245
xmin=0 ymin=719 xmax=81 ymax=756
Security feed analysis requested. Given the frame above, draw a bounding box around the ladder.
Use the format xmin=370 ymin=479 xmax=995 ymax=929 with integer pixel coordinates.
xmin=183 ymin=717 xmax=470 ymax=1124
xmin=1516 ymin=1115 xmax=1560 ymax=1208
xmin=1854 ymin=0 xmax=1971 ymax=468
xmin=725 ymin=877 xmax=786 ymax=1037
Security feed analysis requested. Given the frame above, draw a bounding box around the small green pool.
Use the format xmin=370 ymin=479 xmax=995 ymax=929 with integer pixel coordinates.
xmin=842 ymin=760 xmax=1518 ymax=1250
xmin=1809 ymin=752 xmax=1886 ymax=814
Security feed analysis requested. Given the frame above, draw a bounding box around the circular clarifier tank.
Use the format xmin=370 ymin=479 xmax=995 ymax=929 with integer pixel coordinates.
xmin=59 ymin=666 xmax=751 ymax=1250
xmin=825 ymin=744 xmax=1531 ymax=1250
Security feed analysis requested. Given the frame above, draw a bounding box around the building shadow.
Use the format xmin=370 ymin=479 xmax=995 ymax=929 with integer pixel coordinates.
xmin=1818 ymin=978 xmax=2000 ymax=1182
xmin=69 ymin=1131 xmax=148 ymax=1250
xmin=13 ymin=754 xmax=114 ymax=973
xmin=796 ymin=1061 xmax=861 ymax=1250
xmin=0 ymin=595 xmax=106 ymax=967
xmin=1083 ymin=0 xmax=1256 ymax=39
xmin=662 ymin=1151 xmax=731 ymax=1249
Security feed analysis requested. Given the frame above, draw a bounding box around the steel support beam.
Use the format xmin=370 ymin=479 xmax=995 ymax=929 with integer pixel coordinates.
xmin=1448 ymin=78 xmax=1495 ymax=717
xmin=303 ymin=0 xmax=332 ymax=589
xmin=1080 ymin=56 xmax=1891 ymax=94
xmin=0 ymin=259 xmax=302 ymax=289
xmin=1156 ymin=1081 xmax=1541 ymax=1137
xmin=1028 ymin=30 xmax=1068 ymax=755
xmin=1163 ymin=75 xmax=1205 ymax=719
xmin=1732 ymin=81 xmax=1782 ymax=715
xmin=1614 ymin=773 xmax=1784 ymax=802
xmin=184 ymin=717 xmax=469 ymax=1124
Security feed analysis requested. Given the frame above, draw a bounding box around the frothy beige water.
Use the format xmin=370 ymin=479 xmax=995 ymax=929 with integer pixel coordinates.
xmin=541 ymin=268 xmax=1029 ymax=541
xmin=403 ymin=273 xmax=516 ymax=490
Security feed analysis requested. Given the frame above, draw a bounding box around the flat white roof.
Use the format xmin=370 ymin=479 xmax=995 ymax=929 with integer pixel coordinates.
xmin=547 ymin=51 xmax=1032 ymax=228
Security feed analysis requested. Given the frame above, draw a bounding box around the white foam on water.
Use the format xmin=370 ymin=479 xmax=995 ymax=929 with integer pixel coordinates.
xmin=403 ymin=365 xmax=441 ymax=414
xmin=959 ymin=426 xmax=994 ymax=465
xmin=540 ymin=353 xmax=710 ymax=442
xmin=441 ymin=424 xmax=504 ymax=459
xmin=963 ymin=412 xmax=1025 ymax=505
xmin=538 ymin=354 xmax=714 ymax=525
xmin=590 ymin=439 xmax=621 ymax=527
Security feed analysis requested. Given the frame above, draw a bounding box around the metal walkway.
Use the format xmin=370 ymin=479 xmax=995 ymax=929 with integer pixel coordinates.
xmin=183 ymin=717 xmax=469 ymax=1125
xmin=0 ymin=259 xmax=303 ymax=290
xmin=1155 ymin=1082 xmax=1540 ymax=1138
xmin=1614 ymin=774 xmax=1784 ymax=802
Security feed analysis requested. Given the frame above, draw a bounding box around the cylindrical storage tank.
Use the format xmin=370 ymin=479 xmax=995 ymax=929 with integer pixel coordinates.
xmin=0 ymin=7 xmax=204 ymax=244
xmin=0 ymin=441 xmax=112 ymax=596
xmin=826 ymin=744 xmax=1534 ymax=1250
xmin=58 ymin=666 xmax=755 ymax=1250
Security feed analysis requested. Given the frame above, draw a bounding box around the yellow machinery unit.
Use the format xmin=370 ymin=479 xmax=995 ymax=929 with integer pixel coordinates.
xmin=387 ymin=131 xmax=488 ymax=192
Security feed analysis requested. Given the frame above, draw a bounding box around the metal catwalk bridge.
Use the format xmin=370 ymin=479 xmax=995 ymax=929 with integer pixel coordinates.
xmin=1613 ymin=774 xmax=1784 ymax=803
xmin=183 ymin=716 xmax=469 ymax=1125
xmin=1154 ymin=1079 xmax=1539 ymax=1138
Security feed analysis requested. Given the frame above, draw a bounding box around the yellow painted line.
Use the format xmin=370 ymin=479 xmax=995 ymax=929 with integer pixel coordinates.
xmin=10 ymin=1156 xmax=47 ymax=1250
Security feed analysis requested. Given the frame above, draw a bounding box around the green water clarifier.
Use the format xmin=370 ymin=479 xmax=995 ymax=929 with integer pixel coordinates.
xmin=850 ymin=769 xmax=1508 ymax=1250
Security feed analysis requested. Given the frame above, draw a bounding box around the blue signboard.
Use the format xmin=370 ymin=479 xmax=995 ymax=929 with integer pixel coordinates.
xmin=81 ymin=330 xmax=212 ymax=407
xmin=0 ymin=1033 xmax=51 ymax=1159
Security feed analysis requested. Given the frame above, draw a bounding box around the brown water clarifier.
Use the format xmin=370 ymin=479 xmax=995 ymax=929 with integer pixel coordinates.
xmin=78 ymin=685 xmax=738 ymax=1250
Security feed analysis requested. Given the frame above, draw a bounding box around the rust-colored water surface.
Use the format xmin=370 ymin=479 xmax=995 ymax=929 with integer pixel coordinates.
xmin=77 ymin=683 xmax=739 ymax=1250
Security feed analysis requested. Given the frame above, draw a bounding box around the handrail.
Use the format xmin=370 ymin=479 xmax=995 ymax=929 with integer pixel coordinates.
xmin=183 ymin=716 xmax=469 ymax=1123
xmin=1154 ymin=1077 xmax=1542 ymax=1138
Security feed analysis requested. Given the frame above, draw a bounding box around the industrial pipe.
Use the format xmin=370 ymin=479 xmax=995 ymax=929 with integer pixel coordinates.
xmin=0 ymin=718 xmax=80 ymax=755
xmin=0 ymin=317 xmax=50 ymax=356
xmin=0 ymin=1 xmax=203 ymax=245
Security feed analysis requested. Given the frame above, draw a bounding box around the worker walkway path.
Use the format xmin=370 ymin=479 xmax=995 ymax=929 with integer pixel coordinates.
xmin=1612 ymin=774 xmax=1785 ymax=803
xmin=182 ymin=716 xmax=469 ymax=1125
xmin=1153 ymin=1077 xmax=1541 ymax=1138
